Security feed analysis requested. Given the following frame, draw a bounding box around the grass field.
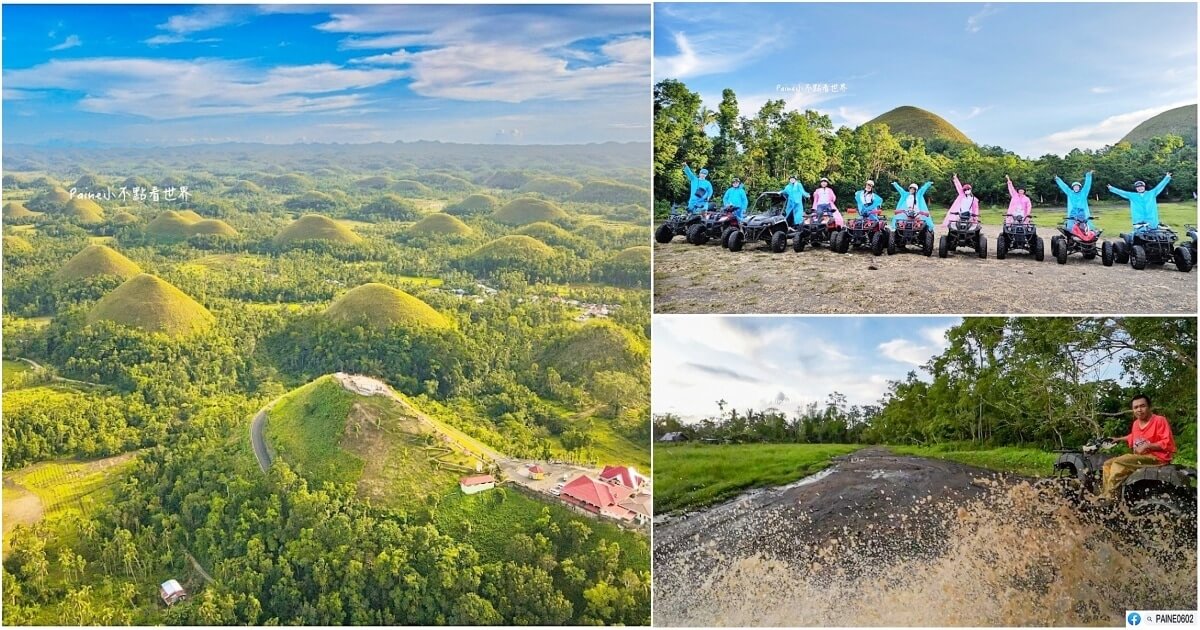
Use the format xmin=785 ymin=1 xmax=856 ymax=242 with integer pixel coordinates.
xmin=976 ymin=200 xmax=1196 ymax=235
xmin=435 ymin=485 xmax=649 ymax=570
xmin=3 ymin=359 xmax=34 ymax=390
xmin=886 ymin=443 xmax=1058 ymax=477
xmin=266 ymin=376 xmax=364 ymax=486
xmin=653 ymin=443 xmax=862 ymax=514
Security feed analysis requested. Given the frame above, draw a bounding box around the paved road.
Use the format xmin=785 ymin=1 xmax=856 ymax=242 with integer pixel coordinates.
xmin=250 ymin=408 xmax=272 ymax=472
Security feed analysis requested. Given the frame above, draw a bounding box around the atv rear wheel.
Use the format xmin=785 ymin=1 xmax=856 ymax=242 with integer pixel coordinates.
xmin=1101 ymin=241 xmax=1114 ymax=267
xmin=937 ymin=235 xmax=949 ymax=258
xmin=922 ymin=230 xmax=934 ymax=256
xmin=770 ymin=230 xmax=787 ymax=253
xmin=870 ymin=231 xmax=885 ymax=256
xmin=837 ymin=231 xmax=851 ymax=253
xmin=687 ymin=224 xmax=708 ymax=245
xmin=728 ymin=230 xmax=745 ymax=252
xmin=1174 ymin=245 xmax=1193 ymax=272
xmin=655 ymin=223 xmax=674 ymax=244
xmin=995 ymin=233 xmax=1007 ymax=259
xmin=1113 ymin=239 xmax=1129 ymax=264
xmin=793 ymin=234 xmax=806 ymax=252
xmin=1130 ymin=245 xmax=1147 ymax=270
xmin=887 ymin=231 xmax=897 ymax=255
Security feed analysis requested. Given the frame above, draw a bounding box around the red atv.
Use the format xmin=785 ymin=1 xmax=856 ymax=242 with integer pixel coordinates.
xmin=792 ymin=206 xmax=843 ymax=252
xmin=835 ymin=209 xmax=890 ymax=255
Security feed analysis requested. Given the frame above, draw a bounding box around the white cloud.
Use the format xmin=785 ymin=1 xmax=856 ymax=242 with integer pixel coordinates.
xmin=1091 ymin=86 xmax=1113 ymax=94
xmin=1039 ymin=100 xmax=1195 ymax=153
xmin=833 ymin=106 xmax=875 ymax=127
xmin=655 ymin=29 xmax=779 ymax=80
xmin=878 ymin=339 xmax=935 ymax=367
xmin=48 ymin=35 xmax=81 ymax=51
xmin=159 ymin=5 xmax=246 ymax=35
xmin=4 ymin=58 xmax=405 ymax=120
xmin=966 ymin=4 xmax=999 ymax=33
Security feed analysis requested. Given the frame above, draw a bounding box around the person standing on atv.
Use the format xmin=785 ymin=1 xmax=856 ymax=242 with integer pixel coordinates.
xmin=890 ymin=181 xmax=934 ymax=231
xmin=811 ymin=176 xmax=842 ymax=227
xmin=1005 ymin=175 xmax=1032 ymax=224
xmin=1055 ymin=170 xmax=1096 ymax=238
xmin=780 ymin=175 xmax=809 ymax=225
xmin=1101 ymin=394 xmax=1177 ymax=498
xmin=940 ymin=174 xmax=980 ymax=228
xmin=854 ymin=180 xmax=884 ymax=222
xmin=722 ymin=177 xmax=749 ymax=220
xmin=683 ymin=163 xmax=713 ymax=213
xmin=1107 ymin=172 xmax=1172 ymax=244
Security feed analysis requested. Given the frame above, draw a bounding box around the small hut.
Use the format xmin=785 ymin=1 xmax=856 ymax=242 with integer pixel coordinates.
xmin=160 ymin=579 xmax=187 ymax=606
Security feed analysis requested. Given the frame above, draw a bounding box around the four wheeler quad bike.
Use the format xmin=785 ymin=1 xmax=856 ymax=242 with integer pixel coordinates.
xmin=1034 ymin=437 xmax=1197 ymax=529
xmin=685 ymin=206 xmax=736 ymax=246
xmin=725 ymin=191 xmax=795 ymax=253
xmin=1051 ymin=217 xmax=1103 ymax=265
xmin=792 ymin=207 xmax=844 ymax=252
xmin=1185 ymin=224 xmax=1197 ymax=260
xmin=938 ymin=209 xmax=987 ymax=259
xmin=836 ymin=209 xmax=891 ymax=256
xmin=996 ymin=214 xmax=1045 ymax=261
xmin=1108 ymin=223 xmax=1193 ymax=273
xmin=655 ymin=203 xmax=709 ymax=243
xmin=887 ymin=209 xmax=935 ymax=256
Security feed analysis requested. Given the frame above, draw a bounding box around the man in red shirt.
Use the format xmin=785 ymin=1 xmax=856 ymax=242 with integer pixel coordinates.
xmin=1101 ymin=394 xmax=1177 ymax=497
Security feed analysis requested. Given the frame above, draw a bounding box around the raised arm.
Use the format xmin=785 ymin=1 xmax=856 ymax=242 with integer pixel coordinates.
xmin=1151 ymin=173 xmax=1172 ymax=196
xmin=683 ymin=164 xmax=698 ymax=184
xmin=952 ymin=174 xmax=964 ymax=196
xmin=918 ymin=181 xmax=933 ymax=196
xmin=1081 ymin=171 xmax=1093 ymax=196
xmin=1107 ymin=184 xmax=1132 ymax=200
xmin=1054 ymin=176 xmax=1070 ymax=196
xmin=892 ymin=181 xmax=905 ymax=195
xmin=1006 ymin=175 xmax=1016 ymax=199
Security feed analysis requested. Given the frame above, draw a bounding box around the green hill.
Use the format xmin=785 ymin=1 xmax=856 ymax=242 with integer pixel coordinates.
xmin=493 ymin=197 xmax=568 ymax=225
xmin=445 ymin=193 xmax=500 ymax=217
xmin=519 ymin=176 xmax=583 ymax=197
xmin=145 ymin=211 xmax=197 ymax=240
xmin=862 ymin=106 xmax=972 ymax=144
xmin=3 ymin=202 xmax=39 ymax=219
xmin=63 ymin=198 xmax=105 ymax=224
xmin=188 ymin=219 xmax=239 ymax=237
xmin=392 ymin=179 xmax=434 ymax=196
xmin=355 ymin=176 xmax=392 ymax=190
xmin=265 ymin=375 xmax=476 ymax=506
xmin=515 ymin=221 xmax=592 ymax=255
xmin=571 ymin=180 xmax=650 ymax=205
xmin=55 ymin=244 xmax=141 ymax=281
xmin=538 ymin=319 xmax=647 ymax=385
xmin=421 ymin=173 xmax=474 ymax=192
xmin=27 ymin=187 xmax=72 ymax=212
xmin=610 ymin=245 xmax=650 ymax=265
xmin=109 ymin=211 xmax=140 ymax=226
xmin=324 ymin=282 xmax=451 ymax=329
xmin=176 ymin=210 xmax=205 ymax=222
xmin=274 ymin=214 xmax=363 ymax=246
xmin=87 ymin=273 xmax=214 ymax=337
xmin=3 ymin=235 xmax=34 ymax=255
xmin=408 ymin=213 xmax=473 ymax=236
xmin=1119 ymin=104 xmax=1197 ymax=146
xmin=228 ymin=180 xmax=264 ymax=195
xmin=467 ymin=234 xmax=556 ymax=267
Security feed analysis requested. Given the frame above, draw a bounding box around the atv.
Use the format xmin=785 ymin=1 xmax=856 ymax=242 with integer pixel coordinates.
xmin=1109 ymin=223 xmax=1193 ymax=273
xmin=887 ymin=209 xmax=934 ymax=256
xmin=655 ymin=203 xmax=708 ymax=244
xmin=1051 ymin=218 xmax=1103 ymax=265
xmin=726 ymin=192 xmax=794 ymax=253
xmin=1035 ymin=437 xmax=1197 ymax=528
xmin=938 ymin=209 xmax=987 ymax=259
xmin=792 ymin=206 xmax=843 ymax=252
xmin=996 ymin=214 xmax=1045 ymax=261
xmin=1185 ymin=224 xmax=1197 ymax=260
xmin=836 ymin=209 xmax=890 ymax=256
xmin=684 ymin=206 xmax=735 ymax=246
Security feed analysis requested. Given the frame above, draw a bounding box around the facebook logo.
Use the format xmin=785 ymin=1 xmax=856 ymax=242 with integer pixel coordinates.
xmin=1127 ymin=612 xmax=1142 ymax=626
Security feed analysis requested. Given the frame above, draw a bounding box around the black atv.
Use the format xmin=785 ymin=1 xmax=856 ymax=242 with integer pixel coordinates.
xmin=1051 ymin=217 xmax=1103 ymax=265
xmin=1109 ymin=223 xmax=1193 ymax=272
xmin=725 ymin=192 xmax=794 ymax=253
xmin=835 ymin=209 xmax=890 ymax=256
xmin=938 ymin=209 xmax=987 ymax=259
xmin=887 ymin=209 xmax=934 ymax=256
xmin=1035 ymin=437 xmax=1197 ymax=527
xmin=1185 ymin=224 xmax=1197 ymax=260
xmin=654 ymin=203 xmax=708 ymax=244
xmin=792 ymin=206 xmax=843 ymax=252
xmin=996 ymin=214 xmax=1045 ymax=261
xmin=684 ymin=206 xmax=735 ymax=246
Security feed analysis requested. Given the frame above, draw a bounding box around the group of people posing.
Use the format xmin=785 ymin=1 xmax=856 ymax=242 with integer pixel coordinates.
xmin=682 ymin=164 xmax=1174 ymax=237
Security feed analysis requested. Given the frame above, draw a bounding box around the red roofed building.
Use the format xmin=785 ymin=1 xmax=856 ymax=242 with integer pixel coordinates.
xmin=560 ymin=475 xmax=636 ymax=521
xmin=598 ymin=465 xmax=647 ymax=492
xmin=527 ymin=464 xmax=546 ymax=480
xmin=459 ymin=474 xmax=496 ymax=495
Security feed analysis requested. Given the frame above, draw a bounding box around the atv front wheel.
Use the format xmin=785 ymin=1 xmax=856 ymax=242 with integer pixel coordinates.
xmin=977 ymin=235 xmax=988 ymax=259
xmin=720 ymin=227 xmax=735 ymax=249
xmin=793 ymin=234 xmax=806 ymax=252
xmin=1113 ymin=239 xmax=1129 ymax=264
xmin=770 ymin=230 xmax=787 ymax=253
xmin=655 ymin=223 xmax=674 ymax=244
xmin=1034 ymin=237 xmax=1045 ymax=262
xmin=922 ymin=230 xmax=934 ymax=256
xmin=1055 ymin=238 xmax=1068 ymax=265
xmin=1101 ymin=241 xmax=1114 ymax=267
xmin=687 ymin=224 xmax=707 ymax=246
xmin=995 ymin=233 xmax=1008 ymax=259
xmin=937 ymin=235 xmax=949 ymax=258
xmin=728 ymin=230 xmax=745 ymax=252
xmin=870 ymin=231 xmax=885 ymax=256
xmin=1130 ymin=245 xmax=1147 ymax=270
xmin=1174 ymin=245 xmax=1193 ymax=272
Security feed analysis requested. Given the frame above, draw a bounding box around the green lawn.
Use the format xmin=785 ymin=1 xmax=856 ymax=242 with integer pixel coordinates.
xmin=653 ymin=443 xmax=862 ymax=514
xmin=886 ymin=443 xmax=1059 ymax=477
xmin=976 ymin=200 xmax=1196 ymax=235
xmin=265 ymin=376 xmax=364 ymax=486
xmin=3 ymin=359 xmax=34 ymax=390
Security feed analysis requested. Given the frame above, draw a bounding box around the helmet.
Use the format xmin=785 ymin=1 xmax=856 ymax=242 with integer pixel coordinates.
xmin=962 ymin=184 xmax=972 ymax=192
xmin=699 ymin=168 xmax=709 ymax=175
xmin=1134 ymin=180 xmax=1146 ymax=188
xmin=1071 ymin=181 xmax=1081 ymax=189
xmin=819 ymin=177 xmax=830 ymax=183
xmin=908 ymin=183 xmax=918 ymax=190
xmin=865 ymin=180 xmax=875 ymax=187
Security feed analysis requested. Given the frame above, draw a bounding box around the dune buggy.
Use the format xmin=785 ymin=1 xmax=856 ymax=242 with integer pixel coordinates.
xmin=1051 ymin=218 xmax=1103 ymax=265
xmin=887 ymin=209 xmax=934 ymax=256
xmin=792 ymin=207 xmax=843 ymax=252
xmin=835 ymin=209 xmax=890 ymax=255
xmin=996 ymin=214 xmax=1045 ymax=261
xmin=726 ymin=192 xmax=794 ymax=253
xmin=1108 ymin=223 xmax=1193 ymax=272
xmin=938 ymin=209 xmax=987 ymax=259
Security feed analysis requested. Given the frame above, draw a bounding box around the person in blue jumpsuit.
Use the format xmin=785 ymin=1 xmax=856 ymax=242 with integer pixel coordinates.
xmin=890 ymin=181 xmax=934 ymax=231
xmin=682 ymin=163 xmax=713 ymax=213
xmin=855 ymin=180 xmax=884 ymax=221
xmin=780 ymin=175 xmax=809 ymax=225
xmin=722 ymin=177 xmax=749 ymax=220
xmin=1055 ymin=171 xmax=1095 ymax=237
xmin=1108 ymin=173 xmax=1172 ymax=245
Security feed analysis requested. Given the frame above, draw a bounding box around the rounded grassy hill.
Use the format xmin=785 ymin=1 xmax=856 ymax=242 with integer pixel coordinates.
xmin=87 ymin=274 xmax=214 ymax=337
xmin=274 ymin=214 xmax=363 ymax=246
xmin=324 ymin=283 xmax=451 ymax=329
xmin=55 ymin=244 xmax=142 ymax=281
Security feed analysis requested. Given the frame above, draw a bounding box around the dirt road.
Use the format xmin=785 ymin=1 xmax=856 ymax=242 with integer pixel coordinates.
xmin=653 ymin=223 xmax=1197 ymax=313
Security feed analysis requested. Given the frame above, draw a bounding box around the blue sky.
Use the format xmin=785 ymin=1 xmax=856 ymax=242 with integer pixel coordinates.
xmin=652 ymin=316 xmax=961 ymax=422
xmin=3 ymin=4 xmax=650 ymax=146
xmin=655 ymin=2 xmax=1197 ymax=157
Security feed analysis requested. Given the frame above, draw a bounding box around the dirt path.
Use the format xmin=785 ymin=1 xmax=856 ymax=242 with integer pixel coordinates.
xmin=2 ymin=478 xmax=44 ymax=559
xmin=653 ymin=223 xmax=1197 ymax=313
